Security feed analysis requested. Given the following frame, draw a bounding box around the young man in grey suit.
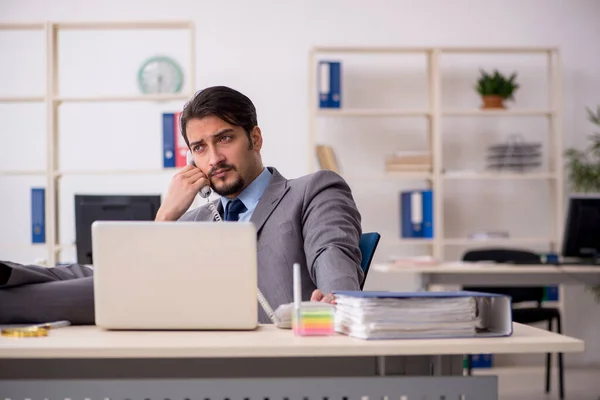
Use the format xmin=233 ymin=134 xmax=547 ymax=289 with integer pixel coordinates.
xmin=0 ymin=86 xmax=364 ymax=325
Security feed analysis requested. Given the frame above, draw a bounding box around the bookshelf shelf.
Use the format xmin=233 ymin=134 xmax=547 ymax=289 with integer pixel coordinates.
xmin=440 ymin=47 xmax=556 ymax=54
xmin=54 ymin=169 xmax=179 ymax=177
xmin=443 ymin=237 xmax=554 ymax=246
xmin=312 ymin=46 xmax=557 ymax=55
xmin=0 ymin=23 xmax=45 ymax=30
xmin=386 ymin=172 xmax=433 ymax=180
xmin=398 ymin=238 xmax=435 ymax=245
xmin=317 ymin=109 xmax=430 ymax=118
xmin=0 ymin=243 xmax=47 ymax=249
xmin=0 ymin=96 xmax=45 ymax=103
xmin=344 ymin=173 xmax=432 ymax=181
xmin=442 ymin=109 xmax=553 ymax=117
xmin=0 ymin=20 xmax=196 ymax=267
xmin=54 ymin=94 xmax=192 ymax=103
xmin=0 ymin=171 xmax=48 ymax=176
xmin=443 ymin=172 xmax=557 ymax=180
xmin=308 ymin=46 xmax=564 ymax=262
xmin=313 ymin=46 xmax=430 ymax=54
xmin=53 ymin=21 xmax=193 ymax=30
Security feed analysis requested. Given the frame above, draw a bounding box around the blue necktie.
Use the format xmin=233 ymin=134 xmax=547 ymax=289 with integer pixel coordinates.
xmin=224 ymin=199 xmax=247 ymax=221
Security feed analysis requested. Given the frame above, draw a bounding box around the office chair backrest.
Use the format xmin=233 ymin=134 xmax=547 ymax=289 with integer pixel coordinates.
xmin=462 ymin=248 xmax=545 ymax=304
xmin=359 ymin=232 xmax=381 ymax=290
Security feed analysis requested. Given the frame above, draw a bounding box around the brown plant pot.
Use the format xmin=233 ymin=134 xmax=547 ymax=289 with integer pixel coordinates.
xmin=481 ymin=95 xmax=505 ymax=109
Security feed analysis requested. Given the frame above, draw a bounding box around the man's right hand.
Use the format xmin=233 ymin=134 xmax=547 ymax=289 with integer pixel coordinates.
xmin=155 ymin=165 xmax=210 ymax=221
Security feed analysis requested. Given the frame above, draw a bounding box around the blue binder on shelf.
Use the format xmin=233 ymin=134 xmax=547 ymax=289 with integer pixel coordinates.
xmin=31 ymin=187 xmax=45 ymax=243
xmin=422 ymin=189 xmax=433 ymax=238
xmin=471 ymin=354 xmax=494 ymax=368
xmin=162 ymin=112 xmax=175 ymax=168
xmin=544 ymin=285 xmax=559 ymax=301
xmin=318 ymin=61 xmax=341 ymax=108
xmin=400 ymin=189 xmax=433 ymax=238
xmin=333 ymin=290 xmax=513 ymax=340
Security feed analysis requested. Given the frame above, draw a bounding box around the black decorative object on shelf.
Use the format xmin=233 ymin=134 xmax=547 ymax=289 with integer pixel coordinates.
xmin=486 ymin=134 xmax=542 ymax=172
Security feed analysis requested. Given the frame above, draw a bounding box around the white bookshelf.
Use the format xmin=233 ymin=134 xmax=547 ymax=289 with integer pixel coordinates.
xmin=308 ymin=46 xmax=564 ymax=262
xmin=0 ymin=21 xmax=196 ymax=267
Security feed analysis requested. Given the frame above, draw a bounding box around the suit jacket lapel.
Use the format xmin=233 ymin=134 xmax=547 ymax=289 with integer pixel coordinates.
xmin=251 ymin=167 xmax=290 ymax=234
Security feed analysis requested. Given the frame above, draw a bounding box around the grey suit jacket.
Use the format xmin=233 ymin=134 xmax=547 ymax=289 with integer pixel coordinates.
xmin=179 ymin=167 xmax=364 ymax=323
xmin=0 ymin=167 xmax=363 ymax=325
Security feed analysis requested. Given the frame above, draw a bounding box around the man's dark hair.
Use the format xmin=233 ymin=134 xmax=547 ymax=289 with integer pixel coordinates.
xmin=180 ymin=86 xmax=258 ymax=148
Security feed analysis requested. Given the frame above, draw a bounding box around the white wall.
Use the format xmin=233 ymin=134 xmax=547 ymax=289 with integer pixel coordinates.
xmin=1 ymin=0 xmax=600 ymax=367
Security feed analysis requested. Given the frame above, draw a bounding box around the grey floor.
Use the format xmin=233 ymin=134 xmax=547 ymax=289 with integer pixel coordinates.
xmin=475 ymin=366 xmax=600 ymax=400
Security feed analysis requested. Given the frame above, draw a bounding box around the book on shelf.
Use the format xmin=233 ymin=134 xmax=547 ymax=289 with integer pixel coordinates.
xmin=333 ymin=290 xmax=513 ymax=340
xmin=385 ymin=151 xmax=431 ymax=173
xmin=162 ymin=111 xmax=188 ymax=168
xmin=317 ymin=60 xmax=341 ymax=108
xmin=315 ymin=145 xmax=340 ymax=173
xmin=400 ymin=189 xmax=433 ymax=239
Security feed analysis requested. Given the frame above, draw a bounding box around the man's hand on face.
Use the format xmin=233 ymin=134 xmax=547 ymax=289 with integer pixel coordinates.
xmin=155 ymin=165 xmax=210 ymax=221
xmin=310 ymin=289 xmax=336 ymax=304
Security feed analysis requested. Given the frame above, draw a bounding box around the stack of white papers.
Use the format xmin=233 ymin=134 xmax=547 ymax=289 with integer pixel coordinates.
xmin=334 ymin=291 xmax=485 ymax=340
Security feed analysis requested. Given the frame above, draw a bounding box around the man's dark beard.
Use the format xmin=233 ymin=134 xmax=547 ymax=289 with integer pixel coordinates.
xmin=211 ymin=175 xmax=245 ymax=197
xmin=209 ymin=164 xmax=245 ymax=197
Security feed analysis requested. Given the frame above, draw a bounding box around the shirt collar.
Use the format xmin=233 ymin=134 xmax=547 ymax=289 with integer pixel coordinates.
xmin=220 ymin=167 xmax=272 ymax=212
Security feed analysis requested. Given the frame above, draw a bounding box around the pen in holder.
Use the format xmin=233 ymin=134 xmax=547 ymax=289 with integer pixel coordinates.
xmin=292 ymin=263 xmax=335 ymax=336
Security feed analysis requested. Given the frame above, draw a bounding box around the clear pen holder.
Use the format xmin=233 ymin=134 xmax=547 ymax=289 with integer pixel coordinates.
xmin=292 ymin=302 xmax=336 ymax=336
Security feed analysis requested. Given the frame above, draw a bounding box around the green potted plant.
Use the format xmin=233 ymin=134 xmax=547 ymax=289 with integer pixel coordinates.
xmin=474 ymin=69 xmax=519 ymax=109
xmin=565 ymin=105 xmax=600 ymax=302
xmin=565 ymin=105 xmax=600 ymax=192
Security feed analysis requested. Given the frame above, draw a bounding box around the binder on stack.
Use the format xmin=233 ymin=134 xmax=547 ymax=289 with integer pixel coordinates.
xmin=333 ymin=291 xmax=512 ymax=340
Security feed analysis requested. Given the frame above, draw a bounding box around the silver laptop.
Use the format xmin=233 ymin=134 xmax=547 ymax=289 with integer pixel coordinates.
xmin=91 ymin=221 xmax=258 ymax=330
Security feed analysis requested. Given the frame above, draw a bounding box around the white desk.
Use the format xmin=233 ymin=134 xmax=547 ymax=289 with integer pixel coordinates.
xmin=0 ymin=323 xmax=584 ymax=399
xmin=373 ymin=262 xmax=600 ymax=286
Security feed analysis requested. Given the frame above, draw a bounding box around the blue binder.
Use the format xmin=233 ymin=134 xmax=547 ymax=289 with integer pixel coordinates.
xmin=162 ymin=113 xmax=175 ymax=168
xmin=400 ymin=190 xmax=434 ymax=238
xmin=31 ymin=187 xmax=45 ymax=243
xmin=317 ymin=61 xmax=341 ymax=108
xmin=544 ymin=285 xmax=559 ymax=301
xmin=329 ymin=61 xmax=341 ymax=108
xmin=471 ymin=354 xmax=494 ymax=368
xmin=422 ymin=189 xmax=434 ymax=238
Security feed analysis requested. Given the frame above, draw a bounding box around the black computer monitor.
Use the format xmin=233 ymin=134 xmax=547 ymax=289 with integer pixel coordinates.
xmin=74 ymin=194 xmax=162 ymax=265
xmin=562 ymin=194 xmax=600 ymax=264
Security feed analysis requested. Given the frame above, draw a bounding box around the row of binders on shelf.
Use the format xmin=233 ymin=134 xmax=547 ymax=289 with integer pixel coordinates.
xmin=401 ymin=189 xmax=433 ymax=238
xmin=333 ymin=290 xmax=512 ymax=340
xmin=162 ymin=112 xmax=188 ymax=168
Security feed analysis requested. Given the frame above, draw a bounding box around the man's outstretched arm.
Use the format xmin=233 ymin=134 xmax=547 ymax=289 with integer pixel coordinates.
xmin=0 ymin=261 xmax=95 ymax=325
xmin=301 ymin=170 xmax=364 ymax=297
